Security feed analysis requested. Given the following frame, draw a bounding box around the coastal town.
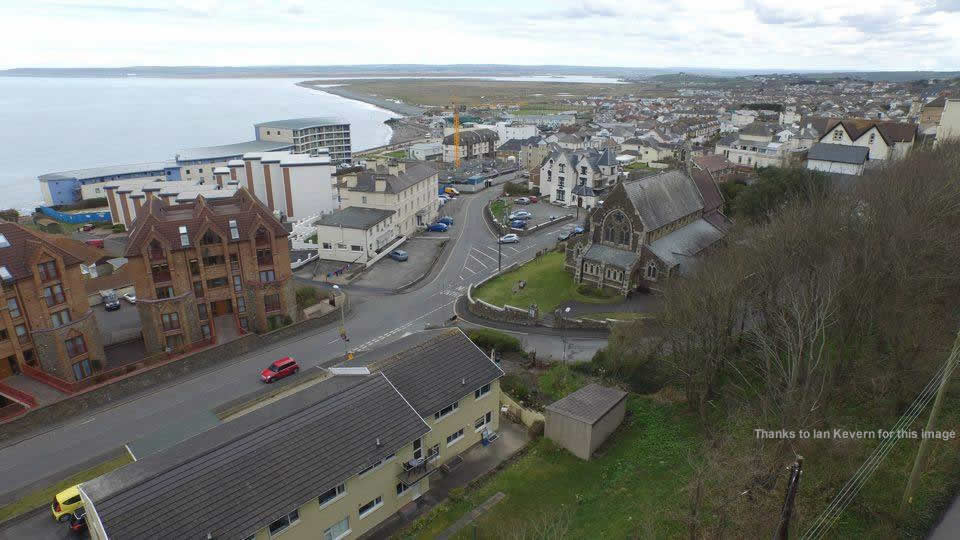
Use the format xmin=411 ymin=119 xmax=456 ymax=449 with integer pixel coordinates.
xmin=1 ymin=5 xmax=960 ymax=534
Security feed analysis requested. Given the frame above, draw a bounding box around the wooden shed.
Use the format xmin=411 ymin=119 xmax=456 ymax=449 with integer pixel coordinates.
xmin=544 ymin=383 xmax=628 ymax=460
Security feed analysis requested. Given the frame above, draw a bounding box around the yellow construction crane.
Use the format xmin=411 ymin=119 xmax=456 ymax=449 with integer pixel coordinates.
xmin=453 ymin=100 xmax=461 ymax=169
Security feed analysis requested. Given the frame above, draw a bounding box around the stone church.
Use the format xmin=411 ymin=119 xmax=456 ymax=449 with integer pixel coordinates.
xmin=565 ymin=169 xmax=730 ymax=295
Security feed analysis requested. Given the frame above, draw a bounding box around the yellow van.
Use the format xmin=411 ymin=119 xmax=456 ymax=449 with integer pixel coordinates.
xmin=52 ymin=485 xmax=83 ymax=521
xmin=444 ymin=186 xmax=460 ymax=196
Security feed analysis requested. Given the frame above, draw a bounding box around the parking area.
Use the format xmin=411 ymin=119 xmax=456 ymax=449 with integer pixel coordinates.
xmin=353 ymin=236 xmax=447 ymax=290
xmin=500 ymin=199 xmax=577 ymax=233
xmin=92 ymin=301 xmax=142 ymax=347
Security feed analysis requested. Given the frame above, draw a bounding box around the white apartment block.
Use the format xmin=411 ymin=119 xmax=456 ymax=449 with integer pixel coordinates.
xmin=255 ymin=117 xmax=353 ymax=164
xmin=237 ymin=150 xmax=336 ymax=221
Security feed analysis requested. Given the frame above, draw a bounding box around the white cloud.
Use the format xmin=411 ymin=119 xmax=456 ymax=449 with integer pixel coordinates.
xmin=1 ymin=0 xmax=958 ymax=70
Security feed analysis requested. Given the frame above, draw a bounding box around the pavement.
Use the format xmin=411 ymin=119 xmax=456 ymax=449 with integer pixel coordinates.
xmin=0 ymin=375 xmax=65 ymax=406
xmin=0 ymin=171 xmax=580 ymax=536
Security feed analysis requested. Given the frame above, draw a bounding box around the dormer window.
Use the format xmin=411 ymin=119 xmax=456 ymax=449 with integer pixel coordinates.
xmin=200 ymin=230 xmax=220 ymax=245
xmin=179 ymin=226 xmax=189 ymax=247
xmin=38 ymin=260 xmax=59 ymax=282
xmin=228 ymin=220 xmax=239 ymax=240
xmin=255 ymin=227 xmax=269 ymax=246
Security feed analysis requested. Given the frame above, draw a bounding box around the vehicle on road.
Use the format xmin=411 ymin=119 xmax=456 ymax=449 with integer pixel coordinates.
xmin=427 ymin=222 xmax=449 ymax=232
xmin=573 ymin=226 xmax=585 ymax=235
xmin=508 ymin=210 xmax=532 ymax=220
xmin=52 ymin=485 xmax=83 ymax=522
xmin=444 ymin=186 xmax=460 ymax=196
xmin=558 ymin=230 xmax=572 ymax=241
xmin=499 ymin=233 xmax=520 ymax=244
xmin=514 ymin=197 xmax=530 ymax=205
xmin=84 ymin=239 xmax=104 ymax=249
xmin=509 ymin=219 xmax=528 ymax=229
xmin=529 ymin=195 xmax=539 ymax=203
xmin=389 ymin=249 xmax=408 ymax=262
xmin=437 ymin=216 xmax=454 ymax=225
xmin=520 ymin=170 xmax=530 ymax=178
xmin=260 ymin=357 xmax=299 ymax=383
xmin=102 ymin=291 xmax=121 ymax=311
xmin=80 ymin=223 xmax=95 ymax=232
xmin=68 ymin=508 xmax=87 ymax=533
xmin=122 ymin=292 xmax=136 ymax=304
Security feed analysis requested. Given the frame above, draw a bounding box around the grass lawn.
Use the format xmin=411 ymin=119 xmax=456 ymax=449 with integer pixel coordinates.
xmin=579 ymin=311 xmax=651 ymax=321
xmin=489 ymin=199 xmax=511 ymax=223
xmin=625 ymin=162 xmax=650 ymax=170
xmin=384 ymin=150 xmax=407 ymax=159
xmin=0 ymin=451 xmax=133 ymax=522
xmin=472 ymin=252 xmax=621 ymax=312
xmin=402 ymin=396 xmax=698 ymax=539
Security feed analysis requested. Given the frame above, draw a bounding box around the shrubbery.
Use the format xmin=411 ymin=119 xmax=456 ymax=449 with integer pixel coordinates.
xmin=466 ymin=328 xmax=522 ymax=353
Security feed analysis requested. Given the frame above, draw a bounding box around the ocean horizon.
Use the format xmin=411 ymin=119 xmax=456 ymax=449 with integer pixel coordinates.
xmin=0 ymin=77 xmax=399 ymax=212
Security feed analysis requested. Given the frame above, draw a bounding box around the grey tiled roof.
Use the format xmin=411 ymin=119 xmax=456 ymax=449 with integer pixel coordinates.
xmin=623 ymin=170 xmax=704 ymax=230
xmin=807 ymin=143 xmax=869 ymax=164
xmin=351 ymin=162 xmax=437 ymax=194
xmin=582 ymin=244 xmax=639 ymax=269
xmin=82 ymin=374 xmax=427 ymax=540
xmin=545 ymin=383 xmax=627 ymax=424
xmin=314 ymin=207 xmax=395 ymax=230
xmin=339 ymin=329 xmax=504 ymax=417
xmin=442 ymin=129 xmax=498 ymax=145
xmin=648 ymin=217 xmax=725 ymax=271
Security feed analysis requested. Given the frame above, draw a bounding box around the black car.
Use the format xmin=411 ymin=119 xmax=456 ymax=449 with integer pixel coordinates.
xmin=104 ymin=294 xmax=121 ymax=311
xmin=68 ymin=508 xmax=86 ymax=534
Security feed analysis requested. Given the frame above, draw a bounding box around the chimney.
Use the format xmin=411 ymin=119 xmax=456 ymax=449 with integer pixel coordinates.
xmin=375 ymin=176 xmax=387 ymax=192
xmin=343 ymin=173 xmax=358 ymax=188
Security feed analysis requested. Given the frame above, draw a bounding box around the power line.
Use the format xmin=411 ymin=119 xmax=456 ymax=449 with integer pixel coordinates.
xmin=801 ymin=346 xmax=959 ymax=539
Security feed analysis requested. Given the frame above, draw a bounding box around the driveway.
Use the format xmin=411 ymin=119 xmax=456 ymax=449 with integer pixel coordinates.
xmin=92 ymin=302 xmax=142 ymax=346
xmin=353 ymin=237 xmax=446 ymax=290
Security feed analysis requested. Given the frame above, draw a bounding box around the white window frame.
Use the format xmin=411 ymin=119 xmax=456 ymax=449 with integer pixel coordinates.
xmin=268 ymin=509 xmax=300 ymax=538
xmin=358 ymin=453 xmax=395 ymax=477
xmin=475 ymin=411 xmax=493 ymax=432
xmin=446 ymin=428 xmax=464 ymax=447
xmin=358 ymin=495 xmax=383 ymax=519
xmin=474 ymin=383 xmax=491 ymax=400
xmin=434 ymin=401 xmax=459 ymax=421
xmin=323 ymin=516 xmax=351 ymax=540
xmin=318 ymin=483 xmax=347 ymax=509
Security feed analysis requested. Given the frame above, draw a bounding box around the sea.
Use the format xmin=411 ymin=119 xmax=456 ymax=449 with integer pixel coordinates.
xmin=0 ymin=77 xmax=399 ymax=211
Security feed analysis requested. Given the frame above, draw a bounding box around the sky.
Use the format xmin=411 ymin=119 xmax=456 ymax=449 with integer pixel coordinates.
xmin=2 ymin=0 xmax=959 ymax=71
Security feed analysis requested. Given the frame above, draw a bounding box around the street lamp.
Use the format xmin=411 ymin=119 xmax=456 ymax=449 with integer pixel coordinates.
xmin=332 ymin=285 xmax=350 ymax=359
xmin=561 ymin=306 xmax=571 ymax=362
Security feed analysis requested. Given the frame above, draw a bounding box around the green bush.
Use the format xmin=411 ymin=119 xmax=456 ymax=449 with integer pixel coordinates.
xmin=502 ymin=181 xmax=530 ymax=196
xmin=527 ymin=419 xmax=544 ymax=439
xmin=43 ymin=222 xmax=63 ymax=234
xmin=466 ymin=328 xmax=522 ymax=353
xmin=576 ymin=284 xmax=617 ymax=299
xmin=448 ymin=487 xmax=466 ymax=503
xmin=112 ymin=224 xmax=126 ymax=233
xmin=295 ymin=287 xmax=320 ymax=311
xmin=501 ymin=373 xmax=531 ymax=402
xmin=0 ymin=209 xmax=19 ymax=222
xmin=538 ymin=363 xmax=587 ymax=402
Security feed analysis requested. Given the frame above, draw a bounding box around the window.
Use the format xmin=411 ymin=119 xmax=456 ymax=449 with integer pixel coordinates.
xmin=161 ymin=312 xmax=180 ymax=331
xmin=318 ymin=483 xmax=346 ymax=507
xmin=350 ymin=245 xmax=362 ymax=252
xmin=201 ymin=323 xmax=211 ymax=339
xmin=229 ymin=219 xmax=239 ymax=240
xmin=207 ymin=277 xmax=228 ymax=289
xmin=197 ymin=303 xmax=208 ymax=320
xmin=413 ymin=437 xmax=422 ymax=460
xmin=236 ymin=296 xmax=246 ymax=313
xmin=239 ymin=317 xmax=248 ymax=330
xmin=869 ymin=133 xmax=876 ymax=144
xmin=230 ymin=253 xmax=240 ymax=272
xmin=396 ymin=482 xmax=410 ymax=495
xmin=43 ymin=284 xmax=65 ymax=307
xmin=15 ymin=324 xmax=28 ymax=344
xmin=51 ymin=309 xmax=71 ymax=328
xmin=72 ymin=359 xmax=92 ymax=380
xmin=264 ymin=293 xmax=281 ymax=313
xmin=179 ymin=225 xmax=190 ymax=247
xmin=200 ymin=230 xmax=220 ymax=245
xmin=37 ymin=260 xmax=58 ymax=282
xmin=268 ymin=509 xmax=300 ymax=536
xmin=646 ymin=263 xmax=658 ymax=279
xmin=323 ymin=517 xmax=350 ymax=540
xmin=165 ymin=334 xmax=183 ymax=350
xmin=336 ymin=243 xmax=347 ymax=250
xmin=446 ymin=428 xmax=464 ymax=446
xmin=475 ymin=411 xmax=492 ymax=431
xmin=259 ymin=270 xmax=276 ymax=283
xmin=189 ymin=259 xmax=200 ymax=276
xmin=234 ymin=275 xmax=243 ymax=292
xmin=65 ymin=335 xmax=87 ymax=358
xmin=361 ymin=196 xmax=367 ymax=204
xmin=193 ymin=281 xmax=204 ymax=298
xmin=322 ymin=242 xmax=332 ymax=249
xmin=7 ymin=297 xmax=20 ymax=319
xmin=475 ymin=383 xmax=491 ymax=399
xmin=155 ymin=286 xmax=173 ymax=299
xmin=358 ymin=496 xmax=383 ymax=519
xmin=434 ymin=401 xmax=458 ymax=420
xmin=359 ymin=454 xmax=395 ymax=476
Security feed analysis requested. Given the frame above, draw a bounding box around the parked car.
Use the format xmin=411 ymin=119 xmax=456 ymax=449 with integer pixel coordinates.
xmin=427 ymin=222 xmax=449 ymax=232
xmin=122 ymin=292 xmax=136 ymax=304
xmin=52 ymin=485 xmax=83 ymax=522
xmin=508 ymin=210 xmax=532 ymax=220
xmin=520 ymin=170 xmax=530 ymax=178
xmin=573 ymin=226 xmax=585 ymax=235
xmin=80 ymin=223 xmax=95 ymax=232
xmin=260 ymin=357 xmax=299 ymax=383
xmin=529 ymin=195 xmax=539 ymax=203
xmin=68 ymin=508 xmax=87 ymax=534
xmin=437 ymin=216 xmax=454 ymax=225
xmin=509 ymin=220 xmax=528 ymax=229
xmin=389 ymin=249 xmax=408 ymax=262
xmin=103 ymin=293 xmax=121 ymax=311
xmin=558 ymin=230 xmax=572 ymax=241
xmin=514 ymin=197 xmax=530 ymax=205
xmin=499 ymin=233 xmax=520 ymax=244
xmin=444 ymin=186 xmax=460 ymax=196
xmin=84 ymin=239 xmax=104 ymax=249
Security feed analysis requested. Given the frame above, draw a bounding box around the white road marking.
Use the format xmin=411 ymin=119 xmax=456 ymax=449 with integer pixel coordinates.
xmin=78 ymin=417 xmax=96 ymax=426
xmin=472 ymin=248 xmax=497 ymax=263
xmin=469 ymin=254 xmax=488 ymax=268
xmin=462 ymin=266 xmax=477 ymax=275
xmin=327 ymin=338 xmax=340 ymax=344
xmin=348 ymin=298 xmax=459 ymax=355
xmin=485 ymin=245 xmax=500 ymax=254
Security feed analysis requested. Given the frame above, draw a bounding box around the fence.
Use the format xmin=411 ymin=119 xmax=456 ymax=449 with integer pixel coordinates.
xmin=501 ymin=392 xmax=544 ymax=428
xmin=39 ymin=206 xmax=111 ymax=224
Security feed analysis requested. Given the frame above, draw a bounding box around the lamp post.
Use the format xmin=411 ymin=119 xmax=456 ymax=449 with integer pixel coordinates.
xmin=332 ymin=285 xmax=350 ymax=359
xmin=561 ymin=306 xmax=571 ymax=362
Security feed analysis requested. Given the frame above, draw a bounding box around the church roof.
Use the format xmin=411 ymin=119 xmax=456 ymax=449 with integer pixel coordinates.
xmin=622 ymin=170 xmax=704 ymax=231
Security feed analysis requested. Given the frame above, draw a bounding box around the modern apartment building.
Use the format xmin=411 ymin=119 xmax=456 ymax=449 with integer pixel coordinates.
xmin=123 ymin=189 xmax=296 ymax=354
xmin=0 ymin=223 xmax=106 ymax=382
xmin=80 ymin=328 xmax=503 ymax=540
xmin=255 ymin=117 xmax=353 ymax=164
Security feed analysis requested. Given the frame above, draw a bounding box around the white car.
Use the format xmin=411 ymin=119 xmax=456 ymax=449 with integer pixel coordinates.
xmin=499 ymin=234 xmax=520 ymax=244
xmin=508 ymin=211 xmax=532 ymax=220
xmin=122 ymin=292 xmax=136 ymax=304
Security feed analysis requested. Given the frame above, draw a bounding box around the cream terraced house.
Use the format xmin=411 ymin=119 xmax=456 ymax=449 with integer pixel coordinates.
xmin=79 ymin=328 xmax=503 ymax=540
xmin=335 ymin=161 xmax=439 ymax=237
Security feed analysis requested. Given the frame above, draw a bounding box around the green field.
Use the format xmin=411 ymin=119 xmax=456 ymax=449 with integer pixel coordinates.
xmin=472 ymin=252 xmax=621 ymax=313
xmin=403 ymin=396 xmax=697 ymax=539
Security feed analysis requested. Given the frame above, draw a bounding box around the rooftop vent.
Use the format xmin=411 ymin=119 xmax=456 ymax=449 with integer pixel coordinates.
xmin=461 ymin=377 xmax=466 ymax=386
xmin=375 ymin=437 xmax=381 ymax=447
xmin=0 ymin=234 xmax=8 ymax=248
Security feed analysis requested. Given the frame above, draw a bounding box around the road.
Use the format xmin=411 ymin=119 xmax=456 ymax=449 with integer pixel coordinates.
xmin=0 ymin=176 xmax=578 ymax=536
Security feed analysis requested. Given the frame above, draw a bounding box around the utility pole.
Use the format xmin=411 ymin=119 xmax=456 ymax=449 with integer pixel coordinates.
xmin=774 ymin=457 xmax=803 ymax=540
xmin=902 ymin=329 xmax=960 ymax=513
xmin=332 ymin=284 xmax=351 ymax=360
